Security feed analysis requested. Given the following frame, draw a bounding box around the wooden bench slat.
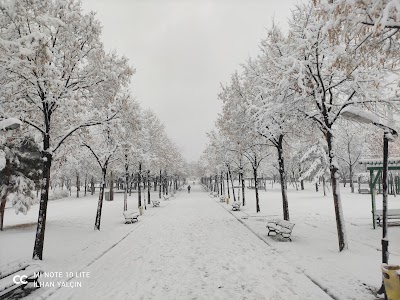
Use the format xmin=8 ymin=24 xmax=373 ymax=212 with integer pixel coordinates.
xmin=0 ymin=264 xmax=43 ymax=298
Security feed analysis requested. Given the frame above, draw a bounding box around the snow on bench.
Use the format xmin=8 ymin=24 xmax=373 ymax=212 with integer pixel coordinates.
xmin=219 ymin=195 xmax=226 ymax=202
xmin=267 ymin=220 xmax=295 ymax=242
xmin=123 ymin=211 xmax=139 ymax=224
xmin=231 ymin=202 xmax=241 ymax=211
xmin=0 ymin=261 xmax=43 ymax=299
xmin=375 ymin=209 xmax=400 ymax=226
xmin=163 ymin=194 xmax=170 ymax=201
xmin=358 ymin=188 xmax=370 ymax=194
xmin=152 ymin=200 xmax=160 ymax=207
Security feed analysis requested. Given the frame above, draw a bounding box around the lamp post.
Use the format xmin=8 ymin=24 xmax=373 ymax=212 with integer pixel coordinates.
xmin=341 ymin=107 xmax=398 ymax=298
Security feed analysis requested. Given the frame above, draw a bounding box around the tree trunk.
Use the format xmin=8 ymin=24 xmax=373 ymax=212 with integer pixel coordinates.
xmin=0 ymin=193 xmax=9 ymax=231
xmin=277 ymin=138 xmax=289 ymax=221
xmin=76 ymin=173 xmax=80 ymax=198
xmin=253 ymin=167 xmax=260 ymax=213
xmin=129 ymin=173 xmax=133 ymax=196
xmin=322 ymin=176 xmax=327 ymax=196
xmin=84 ymin=174 xmax=87 ymax=197
xmin=91 ymin=176 xmax=95 ymax=195
xmin=165 ymin=171 xmax=168 ymax=195
xmin=32 ymin=132 xmax=53 ymax=260
xmin=292 ymin=171 xmax=298 ymax=191
xmin=315 ymin=182 xmax=319 ymax=192
xmin=349 ymin=165 xmax=354 ymax=193
xmin=147 ymin=170 xmax=151 ymax=205
xmin=138 ymin=163 xmax=142 ymax=208
xmin=241 ymin=170 xmax=246 ymax=207
xmin=226 ymin=171 xmax=230 ymax=199
xmin=159 ymin=170 xmax=162 ymax=199
xmin=109 ymin=171 xmax=114 ymax=201
xmin=228 ymin=167 xmax=236 ymax=202
xmin=94 ymin=167 xmax=107 ymax=231
xmin=326 ymin=131 xmax=348 ymax=251
xmin=124 ymin=154 xmax=129 ymax=211
xmin=220 ymin=172 xmax=223 ymax=195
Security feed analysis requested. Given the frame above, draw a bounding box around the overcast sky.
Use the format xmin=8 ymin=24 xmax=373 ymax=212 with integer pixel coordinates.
xmin=81 ymin=0 xmax=303 ymax=162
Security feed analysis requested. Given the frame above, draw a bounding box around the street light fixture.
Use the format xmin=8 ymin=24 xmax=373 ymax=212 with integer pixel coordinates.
xmin=341 ymin=106 xmax=398 ymax=297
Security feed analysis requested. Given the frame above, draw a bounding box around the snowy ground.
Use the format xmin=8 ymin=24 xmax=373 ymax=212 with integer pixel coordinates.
xmin=215 ymin=182 xmax=400 ymax=300
xmin=1 ymin=182 xmax=399 ymax=299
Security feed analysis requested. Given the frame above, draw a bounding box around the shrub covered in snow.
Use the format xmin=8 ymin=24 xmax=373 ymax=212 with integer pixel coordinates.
xmin=49 ymin=190 xmax=70 ymax=201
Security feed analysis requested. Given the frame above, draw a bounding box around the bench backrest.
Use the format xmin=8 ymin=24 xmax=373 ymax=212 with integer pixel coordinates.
xmin=375 ymin=209 xmax=400 ymax=216
xmin=277 ymin=220 xmax=295 ymax=229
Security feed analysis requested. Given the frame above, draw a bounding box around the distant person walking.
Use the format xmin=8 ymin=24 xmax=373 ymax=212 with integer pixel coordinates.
xmin=188 ymin=185 xmax=191 ymax=193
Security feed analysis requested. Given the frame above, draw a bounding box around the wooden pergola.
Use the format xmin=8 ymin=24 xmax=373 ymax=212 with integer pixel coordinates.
xmin=360 ymin=158 xmax=400 ymax=229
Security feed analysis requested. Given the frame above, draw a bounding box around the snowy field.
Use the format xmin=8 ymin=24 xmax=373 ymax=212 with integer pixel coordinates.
xmin=1 ymin=182 xmax=399 ymax=300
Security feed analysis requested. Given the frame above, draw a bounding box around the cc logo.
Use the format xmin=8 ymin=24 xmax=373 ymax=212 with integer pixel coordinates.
xmin=13 ymin=275 xmax=28 ymax=284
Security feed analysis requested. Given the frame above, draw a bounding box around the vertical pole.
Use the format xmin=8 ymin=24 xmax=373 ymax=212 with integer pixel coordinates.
xmin=370 ymin=169 xmax=376 ymax=229
xmin=379 ymin=133 xmax=389 ymax=299
xmin=382 ymin=134 xmax=389 ymax=264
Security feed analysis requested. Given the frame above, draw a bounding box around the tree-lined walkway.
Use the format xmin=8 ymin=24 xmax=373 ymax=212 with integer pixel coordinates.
xmin=47 ymin=185 xmax=331 ymax=300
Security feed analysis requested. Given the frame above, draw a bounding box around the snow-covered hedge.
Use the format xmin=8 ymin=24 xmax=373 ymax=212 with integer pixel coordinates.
xmin=49 ymin=191 xmax=70 ymax=201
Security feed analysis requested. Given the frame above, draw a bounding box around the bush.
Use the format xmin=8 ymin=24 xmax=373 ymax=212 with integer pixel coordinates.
xmin=48 ymin=190 xmax=70 ymax=201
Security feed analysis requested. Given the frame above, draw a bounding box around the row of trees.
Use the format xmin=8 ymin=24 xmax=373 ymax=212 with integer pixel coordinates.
xmin=200 ymin=0 xmax=400 ymax=252
xmin=0 ymin=0 xmax=186 ymax=260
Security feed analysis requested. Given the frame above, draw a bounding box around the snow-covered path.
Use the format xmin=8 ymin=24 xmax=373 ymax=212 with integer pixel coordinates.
xmin=46 ymin=185 xmax=331 ymax=300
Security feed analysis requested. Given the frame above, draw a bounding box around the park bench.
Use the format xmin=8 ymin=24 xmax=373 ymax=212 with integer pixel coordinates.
xmin=375 ymin=209 xmax=400 ymax=226
xmin=232 ymin=202 xmax=241 ymax=211
xmin=163 ymin=194 xmax=170 ymax=201
xmin=266 ymin=219 xmax=295 ymax=241
xmin=358 ymin=188 xmax=370 ymax=194
xmin=0 ymin=261 xmax=43 ymax=299
xmin=152 ymin=200 xmax=160 ymax=207
xmin=123 ymin=210 xmax=139 ymax=224
xmin=219 ymin=195 xmax=225 ymax=202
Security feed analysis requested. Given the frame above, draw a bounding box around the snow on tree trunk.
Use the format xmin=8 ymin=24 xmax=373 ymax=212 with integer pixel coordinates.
xmin=277 ymin=139 xmax=289 ymax=221
xmin=94 ymin=167 xmax=107 ymax=231
xmin=32 ymin=135 xmax=52 ymax=260
xmin=326 ymin=131 xmax=348 ymax=252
